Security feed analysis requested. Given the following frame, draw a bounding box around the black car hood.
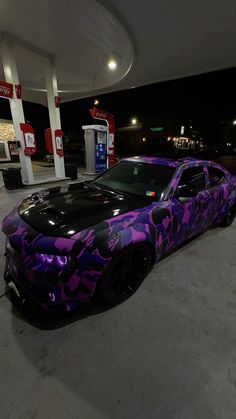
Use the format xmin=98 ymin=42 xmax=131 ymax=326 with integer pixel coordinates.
xmin=18 ymin=182 xmax=148 ymax=238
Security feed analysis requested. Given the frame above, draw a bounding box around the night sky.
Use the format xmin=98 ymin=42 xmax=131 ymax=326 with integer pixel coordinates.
xmin=61 ymin=68 xmax=236 ymax=129
xmin=1 ymin=67 xmax=236 ymax=143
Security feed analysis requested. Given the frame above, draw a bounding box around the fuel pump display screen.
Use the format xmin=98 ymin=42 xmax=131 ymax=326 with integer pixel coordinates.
xmin=95 ymin=131 xmax=107 ymax=173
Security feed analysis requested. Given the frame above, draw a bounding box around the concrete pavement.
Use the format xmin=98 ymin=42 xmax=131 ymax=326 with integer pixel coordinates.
xmin=0 ymin=178 xmax=236 ymax=419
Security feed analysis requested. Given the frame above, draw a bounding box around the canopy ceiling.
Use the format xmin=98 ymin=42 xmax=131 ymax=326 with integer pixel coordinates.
xmin=0 ymin=0 xmax=236 ymax=104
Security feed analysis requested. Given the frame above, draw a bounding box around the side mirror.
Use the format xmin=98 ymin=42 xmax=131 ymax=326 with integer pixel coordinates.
xmin=175 ymin=185 xmax=198 ymax=199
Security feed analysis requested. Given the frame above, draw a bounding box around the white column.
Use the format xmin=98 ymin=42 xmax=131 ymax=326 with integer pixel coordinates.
xmin=1 ymin=40 xmax=34 ymax=183
xmin=45 ymin=61 xmax=65 ymax=178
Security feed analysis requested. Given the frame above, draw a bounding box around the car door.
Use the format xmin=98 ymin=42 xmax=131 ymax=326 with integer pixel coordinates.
xmin=206 ymin=165 xmax=231 ymax=219
xmin=169 ymin=165 xmax=211 ymax=245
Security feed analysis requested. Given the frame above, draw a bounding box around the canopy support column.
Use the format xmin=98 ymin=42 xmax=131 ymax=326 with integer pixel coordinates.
xmin=45 ymin=61 xmax=65 ymax=179
xmin=1 ymin=39 xmax=34 ymax=184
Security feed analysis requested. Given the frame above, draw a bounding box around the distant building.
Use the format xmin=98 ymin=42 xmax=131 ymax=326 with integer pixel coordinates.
xmin=116 ymin=113 xmax=203 ymax=156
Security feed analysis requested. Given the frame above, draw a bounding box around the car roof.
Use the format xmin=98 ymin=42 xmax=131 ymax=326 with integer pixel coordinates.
xmin=123 ymin=156 xmax=205 ymax=168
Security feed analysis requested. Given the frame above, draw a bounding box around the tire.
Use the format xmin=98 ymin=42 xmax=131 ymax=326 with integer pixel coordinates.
xmin=96 ymin=243 xmax=153 ymax=306
xmin=220 ymin=202 xmax=236 ymax=227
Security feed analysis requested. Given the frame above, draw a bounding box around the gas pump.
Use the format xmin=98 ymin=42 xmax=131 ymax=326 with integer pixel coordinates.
xmin=82 ymin=124 xmax=108 ymax=174
xmin=89 ymin=108 xmax=115 ymax=167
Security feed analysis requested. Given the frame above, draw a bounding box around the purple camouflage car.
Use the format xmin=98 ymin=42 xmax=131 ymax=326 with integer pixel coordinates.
xmin=2 ymin=156 xmax=236 ymax=313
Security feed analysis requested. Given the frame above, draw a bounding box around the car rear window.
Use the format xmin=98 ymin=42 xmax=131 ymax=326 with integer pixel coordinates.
xmin=208 ymin=167 xmax=225 ymax=187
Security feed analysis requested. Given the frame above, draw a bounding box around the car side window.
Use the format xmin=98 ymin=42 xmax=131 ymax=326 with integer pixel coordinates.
xmin=177 ymin=167 xmax=206 ymax=192
xmin=207 ymin=166 xmax=225 ymax=187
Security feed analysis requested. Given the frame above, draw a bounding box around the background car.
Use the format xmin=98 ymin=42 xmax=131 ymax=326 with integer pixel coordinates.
xmin=2 ymin=156 xmax=236 ymax=313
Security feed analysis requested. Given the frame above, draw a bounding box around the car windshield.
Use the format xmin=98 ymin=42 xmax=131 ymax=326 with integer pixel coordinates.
xmin=93 ymin=160 xmax=175 ymax=200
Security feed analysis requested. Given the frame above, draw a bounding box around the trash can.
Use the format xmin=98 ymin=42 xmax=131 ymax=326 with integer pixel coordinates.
xmin=65 ymin=163 xmax=78 ymax=180
xmin=2 ymin=168 xmax=24 ymax=190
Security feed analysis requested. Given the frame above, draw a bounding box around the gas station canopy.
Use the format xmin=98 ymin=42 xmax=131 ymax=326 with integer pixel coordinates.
xmin=1 ymin=0 xmax=236 ymax=104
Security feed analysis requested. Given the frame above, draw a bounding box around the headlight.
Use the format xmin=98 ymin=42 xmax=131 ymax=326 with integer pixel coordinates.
xmin=37 ymin=253 xmax=69 ymax=267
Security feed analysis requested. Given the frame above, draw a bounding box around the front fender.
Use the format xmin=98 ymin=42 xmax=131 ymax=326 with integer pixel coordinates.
xmin=108 ymin=223 xmax=156 ymax=251
xmin=65 ymin=219 xmax=160 ymax=300
xmin=74 ymin=221 xmax=157 ymax=274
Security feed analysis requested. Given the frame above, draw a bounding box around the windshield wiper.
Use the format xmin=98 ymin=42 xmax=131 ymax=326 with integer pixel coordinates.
xmin=92 ymin=182 xmax=146 ymax=200
xmin=92 ymin=181 xmax=128 ymax=196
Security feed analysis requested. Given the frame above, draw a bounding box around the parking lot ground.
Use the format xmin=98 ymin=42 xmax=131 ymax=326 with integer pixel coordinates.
xmin=0 ymin=179 xmax=236 ymax=419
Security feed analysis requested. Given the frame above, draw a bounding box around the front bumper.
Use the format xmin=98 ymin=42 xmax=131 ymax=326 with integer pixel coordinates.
xmin=2 ymin=208 xmax=104 ymax=313
xmin=4 ymin=250 xmax=80 ymax=313
xmin=4 ymin=232 xmax=97 ymax=314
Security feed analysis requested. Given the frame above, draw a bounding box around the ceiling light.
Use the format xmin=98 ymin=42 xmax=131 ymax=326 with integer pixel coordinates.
xmin=108 ymin=59 xmax=117 ymax=71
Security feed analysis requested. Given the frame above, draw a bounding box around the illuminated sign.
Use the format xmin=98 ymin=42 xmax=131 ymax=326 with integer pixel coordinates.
xmin=150 ymin=127 xmax=163 ymax=132
xmin=0 ymin=81 xmax=13 ymax=99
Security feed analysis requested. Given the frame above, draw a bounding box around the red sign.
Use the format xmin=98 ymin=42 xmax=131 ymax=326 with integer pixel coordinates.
xmin=45 ymin=128 xmax=53 ymax=154
xmin=55 ymin=96 xmax=62 ymax=107
xmin=15 ymin=84 xmax=22 ymax=99
xmin=20 ymin=123 xmax=37 ymax=156
xmin=89 ymin=108 xmax=115 ymax=134
xmin=89 ymin=108 xmax=115 ymax=167
xmin=55 ymin=129 xmax=64 ymax=157
xmin=0 ymin=81 xmax=13 ymax=99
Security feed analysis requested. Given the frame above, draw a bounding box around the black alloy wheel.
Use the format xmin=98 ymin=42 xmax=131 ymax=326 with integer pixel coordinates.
xmin=97 ymin=243 xmax=153 ymax=305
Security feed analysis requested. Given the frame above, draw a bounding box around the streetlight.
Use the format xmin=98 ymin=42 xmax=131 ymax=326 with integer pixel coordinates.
xmin=233 ymin=120 xmax=236 ymax=125
xmin=131 ymin=118 xmax=137 ymax=125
